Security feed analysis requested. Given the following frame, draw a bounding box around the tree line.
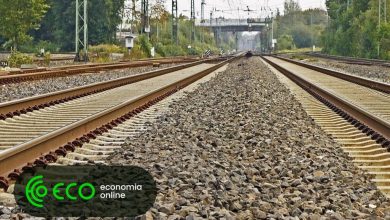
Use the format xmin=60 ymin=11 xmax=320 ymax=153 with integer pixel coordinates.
xmin=273 ymin=0 xmax=328 ymax=51
xmin=0 ymin=0 xmax=125 ymax=52
xmin=322 ymin=0 xmax=390 ymax=59
xmin=0 ymin=0 xmax=230 ymax=57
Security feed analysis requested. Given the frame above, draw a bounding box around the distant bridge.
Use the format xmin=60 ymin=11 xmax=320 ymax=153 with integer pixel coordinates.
xmin=196 ymin=18 xmax=272 ymax=32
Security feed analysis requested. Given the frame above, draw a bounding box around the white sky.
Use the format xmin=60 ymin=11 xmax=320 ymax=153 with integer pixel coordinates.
xmin=164 ymin=0 xmax=327 ymax=19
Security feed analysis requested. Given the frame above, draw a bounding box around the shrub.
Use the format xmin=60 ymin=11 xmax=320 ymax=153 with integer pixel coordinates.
xmin=43 ymin=52 xmax=51 ymax=66
xmin=277 ymin=35 xmax=296 ymax=51
xmin=89 ymin=44 xmax=125 ymax=63
xmin=155 ymin=43 xmax=166 ymax=57
xmin=138 ymin=35 xmax=153 ymax=57
xmin=8 ymin=51 xmax=33 ymax=68
xmin=19 ymin=40 xmax=60 ymax=54
xmin=164 ymin=44 xmax=185 ymax=56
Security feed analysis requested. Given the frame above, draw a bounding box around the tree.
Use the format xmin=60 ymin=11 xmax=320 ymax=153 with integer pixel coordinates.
xmin=30 ymin=0 xmax=125 ymax=51
xmin=274 ymin=1 xmax=327 ymax=50
xmin=277 ymin=34 xmax=295 ymax=50
xmin=284 ymin=0 xmax=301 ymax=15
xmin=0 ymin=0 xmax=49 ymax=50
xmin=322 ymin=0 xmax=390 ymax=59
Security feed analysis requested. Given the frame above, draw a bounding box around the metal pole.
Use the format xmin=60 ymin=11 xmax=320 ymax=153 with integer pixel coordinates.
xmin=84 ymin=0 xmax=88 ymax=62
xmin=75 ymin=0 xmax=79 ymax=54
xmin=311 ymin=12 xmax=314 ymax=51
xmin=191 ymin=0 xmax=195 ymax=43
xmin=385 ymin=0 xmax=387 ymax=23
xmin=379 ymin=0 xmax=381 ymax=57
xmin=379 ymin=0 xmax=381 ymax=27
xmin=201 ymin=0 xmax=205 ymax=23
xmin=172 ymin=0 xmax=178 ymax=45
xmin=271 ymin=12 xmax=274 ymax=51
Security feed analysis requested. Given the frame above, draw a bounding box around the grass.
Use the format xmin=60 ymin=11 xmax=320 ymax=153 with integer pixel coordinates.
xmin=276 ymin=47 xmax=322 ymax=54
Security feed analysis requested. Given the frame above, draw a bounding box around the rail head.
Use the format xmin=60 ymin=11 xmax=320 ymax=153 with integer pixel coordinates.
xmin=262 ymin=56 xmax=390 ymax=142
xmin=0 ymin=56 xmax=236 ymax=177
xmin=0 ymin=59 xmax=213 ymax=116
xmin=273 ymin=55 xmax=390 ymax=94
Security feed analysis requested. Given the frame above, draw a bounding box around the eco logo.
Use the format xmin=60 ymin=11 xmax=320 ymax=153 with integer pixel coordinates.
xmin=15 ymin=165 xmax=157 ymax=217
xmin=25 ymin=175 xmax=47 ymax=208
xmin=25 ymin=175 xmax=96 ymax=208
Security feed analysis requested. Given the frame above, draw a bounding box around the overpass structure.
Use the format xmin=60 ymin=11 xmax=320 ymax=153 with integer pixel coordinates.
xmin=196 ymin=18 xmax=273 ymax=50
xmin=195 ymin=18 xmax=272 ymax=32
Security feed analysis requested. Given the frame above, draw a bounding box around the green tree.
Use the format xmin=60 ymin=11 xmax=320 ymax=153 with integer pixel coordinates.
xmin=277 ymin=35 xmax=295 ymax=50
xmin=274 ymin=1 xmax=327 ymax=50
xmin=322 ymin=0 xmax=390 ymax=59
xmin=0 ymin=0 xmax=49 ymax=50
xmin=31 ymin=0 xmax=125 ymax=51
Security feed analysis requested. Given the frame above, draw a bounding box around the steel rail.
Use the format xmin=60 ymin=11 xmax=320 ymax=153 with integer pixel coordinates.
xmin=274 ymin=55 xmax=390 ymax=94
xmin=262 ymin=56 xmax=390 ymax=142
xmin=0 ymin=57 xmax=198 ymax=84
xmin=306 ymin=52 xmax=390 ymax=67
xmin=0 ymin=56 xmax=237 ymax=177
xmin=0 ymin=60 xmax=209 ymax=116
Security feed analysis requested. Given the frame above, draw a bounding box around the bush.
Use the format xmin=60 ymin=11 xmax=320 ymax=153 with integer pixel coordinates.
xmin=19 ymin=40 xmax=60 ymax=54
xmin=127 ymin=46 xmax=148 ymax=60
xmin=138 ymin=35 xmax=153 ymax=57
xmin=277 ymin=35 xmax=296 ymax=51
xmin=155 ymin=43 xmax=166 ymax=57
xmin=43 ymin=52 xmax=51 ymax=66
xmin=89 ymin=44 xmax=125 ymax=63
xmin=164 ymin=45 xmax=186 ymax=56
xmin=8 ymin=51 xmax=33 ymax=68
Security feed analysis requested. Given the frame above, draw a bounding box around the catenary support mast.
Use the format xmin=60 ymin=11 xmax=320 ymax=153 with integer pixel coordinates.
xmin=75 ymin=0 xmax=88 ymax=62
xmin=172 ymin=0 xmax=178 ymax=45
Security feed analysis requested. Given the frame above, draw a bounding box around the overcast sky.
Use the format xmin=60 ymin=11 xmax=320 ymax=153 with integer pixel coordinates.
xmin=164 ymin=0 xmax=327 ymax=19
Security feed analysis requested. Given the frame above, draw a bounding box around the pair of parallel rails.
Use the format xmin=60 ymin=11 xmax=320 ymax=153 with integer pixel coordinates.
xmin=263 ymin=55 xmax=390 ymax=196
xmin=0 ymin=56 xmax=236 ymax=190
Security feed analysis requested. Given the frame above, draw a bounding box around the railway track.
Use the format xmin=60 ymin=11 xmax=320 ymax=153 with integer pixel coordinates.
xmin=0 ymin=55 xmax=236 ymax=191
xmin=262 ymin=56 xmax=390 ymax=197
xmin=304 ymin=52 xmax=390 ymax=67
xmin=0 ymin=56 xmax=198 ymax=85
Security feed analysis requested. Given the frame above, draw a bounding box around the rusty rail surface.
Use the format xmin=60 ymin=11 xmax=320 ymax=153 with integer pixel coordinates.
xmin=0 ymin=60 xmax=208 ymax=117
xmin=305 ymin=52 xmax=390 ymax=67
xmin=0 ymin=57 xmax=198 ymax=84
xmin=262 ymin=56 xmax=390 ymax=143
xmin=274 ymin=55 xmax=390 ymax=94
xmin=0 ymin=56 xmax=237 ymax=180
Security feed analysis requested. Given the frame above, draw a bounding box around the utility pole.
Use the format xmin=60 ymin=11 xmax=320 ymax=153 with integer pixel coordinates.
xmin=191 ymin=0 xmax=195 ymax=43
xmin=201 ymin=0 xmax=206 ymax=43
xmin=172 ymin=0 xmax=178 ymax=45
xmin=141 ymin=0 xmax=150 ymax=38
xmin=378 ymin=0 xmax=387 ymax=57
xmin=311 ymin=12 xmax=314 ymax=51
xmin=75 ymin=0 xmax=88 ymax=62
xmin=271 ymin=12 xmax=274 ymax=51
xmin=201 ymin=0 xmax=205 ymax=23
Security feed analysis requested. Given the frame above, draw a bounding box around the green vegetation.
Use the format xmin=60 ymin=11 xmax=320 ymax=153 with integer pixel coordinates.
xmin=8 ymin=51 xmax=33 ymax=68
xmin=322 ymin=0 xmax=390 ymax=59
xmin=31 ymin=0 xmax=124 ymax=51
xmin=0 ymin=0 xmax=49 ymax=50
xmin=0 ymin=0 xmax=228 ymax=60
xmin=274 ymin=1 xmax=328 ymax=51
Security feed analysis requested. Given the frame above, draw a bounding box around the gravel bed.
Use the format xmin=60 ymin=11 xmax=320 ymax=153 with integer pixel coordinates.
xmin=107 ymin=57 xmax=390 ymax=219
xmin=0 ymin=64 xmax=175 ymax=103
xmin=288 ymin=55 xmax=390 ymax=84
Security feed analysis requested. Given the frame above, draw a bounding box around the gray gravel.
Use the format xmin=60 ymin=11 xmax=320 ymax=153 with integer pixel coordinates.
xmin=107 ymin=57 xmax=390 ymax=219
xmin=288 ymin=55 xmax=390 ymax=83
xmin=0 ymin=64 xmax=174 ymax=103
